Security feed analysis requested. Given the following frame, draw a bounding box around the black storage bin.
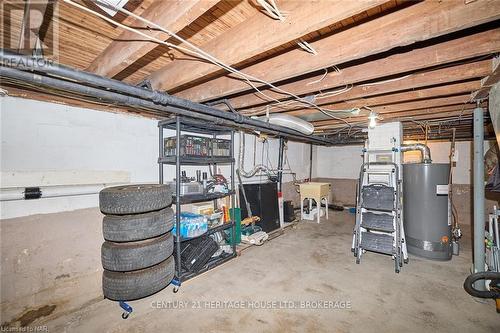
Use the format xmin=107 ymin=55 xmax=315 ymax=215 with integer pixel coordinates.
xmin=239 ymin=182 xmax=280 ymax=232
xmin=284 ymin=200 xmax=295 ymax=222
xmin=179 ymin=236 xmax=219 ymax=273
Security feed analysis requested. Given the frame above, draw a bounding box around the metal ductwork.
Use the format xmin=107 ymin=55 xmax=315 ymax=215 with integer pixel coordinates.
xmin=401 ymin=143 xmax=432 ymax=163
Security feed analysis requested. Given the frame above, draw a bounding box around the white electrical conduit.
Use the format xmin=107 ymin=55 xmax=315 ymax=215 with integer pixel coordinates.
xmin=64 ymin=0 xmax=350 ymax=126
xmin=245 ymin=85 xmax=356 ymax=116
xmin=0 ymin=184 xmax=117 ymax=201
xmin=297 ymin=39 xmax=318 ymax=55
xmin=257 ymin=0 xmax=285 ymax=21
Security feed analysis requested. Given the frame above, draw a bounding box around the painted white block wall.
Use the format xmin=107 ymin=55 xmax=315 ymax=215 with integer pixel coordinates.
xmin=0 ymin=96 xmax=160 ymax=218
xmin=313 ymin=145 xmax=363 ymax=180
xmin=0 ymin=96 xmax=310 ymax=218
xmin=312 ymin=140 xmax=492 ymax=184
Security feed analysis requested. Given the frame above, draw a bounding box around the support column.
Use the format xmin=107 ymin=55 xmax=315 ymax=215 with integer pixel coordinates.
xmin=309 ymin=144 xmax=313 ymax=180
xmin=473 ymin=104 xmax=485 ymax=290
xmin=277 ymin=137 xmax=285 ymax=228
xmin=277 ymin=137 xmax=285 ymax=191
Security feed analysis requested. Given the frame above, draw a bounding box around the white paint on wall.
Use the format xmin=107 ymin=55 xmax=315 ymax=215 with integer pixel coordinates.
xmin=0 ymin=96 xmax=160 ymax=218
xmin=0 ymin=170 xmax=130 ymax=187
xmin=313 ymin=145 xmax=363 ymax=179
xmin=1 ymin=96 xmax=311 ymax=218
xmin=312 ymin=140 xmax=493 ymax=185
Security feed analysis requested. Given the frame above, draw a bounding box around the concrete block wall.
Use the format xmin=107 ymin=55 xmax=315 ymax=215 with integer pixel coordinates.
xmin=0 ymin=96 xmax=311 ymax=324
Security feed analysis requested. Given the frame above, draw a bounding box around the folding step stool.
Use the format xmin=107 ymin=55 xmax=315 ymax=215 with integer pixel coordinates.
xmin=351 ymin=149 xmax=408 ymax=273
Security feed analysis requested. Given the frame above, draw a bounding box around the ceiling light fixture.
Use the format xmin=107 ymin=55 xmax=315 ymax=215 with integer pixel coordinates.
xmin=368 ymin=111 xmax=378 ymax=128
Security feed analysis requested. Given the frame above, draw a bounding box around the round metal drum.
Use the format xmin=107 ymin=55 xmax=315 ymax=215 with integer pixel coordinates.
xmin=403 ymin=163 xmax=452 ymax=260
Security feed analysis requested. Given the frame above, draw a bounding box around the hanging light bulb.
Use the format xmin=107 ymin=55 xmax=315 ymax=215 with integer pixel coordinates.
xmin=368 ymin=111 xmax=378 ymax=128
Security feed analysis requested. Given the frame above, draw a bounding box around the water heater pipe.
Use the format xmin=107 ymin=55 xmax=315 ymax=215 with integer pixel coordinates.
xmin=401 ymin=143 xmax=432 ymax=163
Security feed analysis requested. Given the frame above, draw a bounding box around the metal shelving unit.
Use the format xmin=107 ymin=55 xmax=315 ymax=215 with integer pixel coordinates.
xmin=158 ymin=116 xmax=237 ymax=286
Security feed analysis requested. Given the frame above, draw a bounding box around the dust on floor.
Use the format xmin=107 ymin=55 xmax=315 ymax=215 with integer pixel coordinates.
xmin=20 ymin=211 xmax=500 ymax=332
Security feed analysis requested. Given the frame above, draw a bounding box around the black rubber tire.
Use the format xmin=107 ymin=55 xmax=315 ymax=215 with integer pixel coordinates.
xmin=103 ymin=256 xmax=175 ymax=301
xmin=103 ymin=207 xmax=174 ymax=242
xmin=463 ymin=272 xmax=500 ymax=299
xmin=99 ymin=184 xmax=172 ymax=215
xmin=101 ymin=233 xmax=173 ymax=272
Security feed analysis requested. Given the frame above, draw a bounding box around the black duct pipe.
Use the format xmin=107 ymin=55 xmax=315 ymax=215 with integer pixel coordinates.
xmin=0 ymin=66 xmax=331 ymax=144
xmin=0 ymin=51 xmax=333 ymax=145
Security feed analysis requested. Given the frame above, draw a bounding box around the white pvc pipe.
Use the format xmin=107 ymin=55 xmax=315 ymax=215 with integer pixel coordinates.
xmin=0 ymin=183 xmax=121 ymax=201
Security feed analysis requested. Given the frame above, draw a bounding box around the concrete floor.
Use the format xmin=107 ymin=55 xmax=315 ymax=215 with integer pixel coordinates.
xmin=41 ymin=211 xmax=498 ymax=332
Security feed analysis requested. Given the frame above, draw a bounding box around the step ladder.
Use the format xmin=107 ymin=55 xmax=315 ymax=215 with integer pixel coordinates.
xmin=351 ymin=155 xmax=408 ymax=273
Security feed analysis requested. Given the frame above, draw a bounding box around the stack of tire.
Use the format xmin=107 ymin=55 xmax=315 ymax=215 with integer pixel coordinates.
xmin=99 ymin=184 xmax=175 ymax=301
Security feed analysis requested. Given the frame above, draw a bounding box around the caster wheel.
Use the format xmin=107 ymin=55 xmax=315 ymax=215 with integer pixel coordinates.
xmin=355 ymin=258 xmax=360 ymax=264
xmin=122 ymin=312 xmax=130 ymax=320
xmin=173 ymin=286 xmax=179 ymax=293
xmin=404 ymin=258 xmax=409 ymax=264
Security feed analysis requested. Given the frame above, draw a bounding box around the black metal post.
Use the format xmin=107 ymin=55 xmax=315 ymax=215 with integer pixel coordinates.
xmin=175 ymin=116 xmax=182 ymax=281
xmin=309 ymin=143 xmax=313 ymax=180
xmin=278 ymin=137 xmax=285 ymax=192
xmin=230 ymin=130 xmax=236 ymax=255
xmin=158 ymin=124 xmax=163 ymax=184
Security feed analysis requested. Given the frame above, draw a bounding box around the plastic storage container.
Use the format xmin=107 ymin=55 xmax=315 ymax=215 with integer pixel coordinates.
xmin=211 ymin=138 xmax=231 ymax=157
xmin=172 ymin=212 xmax=208 ymax=239
xmin=226 ymin=208 xmax=241 ymax=245
xmin=164 ymin=135 xmax=210 ymax=157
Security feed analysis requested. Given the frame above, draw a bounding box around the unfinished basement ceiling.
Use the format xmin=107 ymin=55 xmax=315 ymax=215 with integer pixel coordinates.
xmin=1 ymin=0 xmax=500 ymax=143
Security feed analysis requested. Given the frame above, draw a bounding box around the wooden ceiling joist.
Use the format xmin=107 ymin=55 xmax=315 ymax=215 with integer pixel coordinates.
xmin=147 ymin=0 xmax=388 ymax=91
xmin=173 ymin=0 xmax=500 ymax=103
xmin=230 ymin=29 xmax=500 ymax=111
xmin=284 ymin=80 xmax=481 ymax=117
xmin=311 ymin=95 xmax=475 ymax=126
xmin=379 ymin=106 xmax=484 ymax=123
xmin=314 ymin=106 xmax=479 ymax=129
xmin=86 ymin=0 xmax=220 ymax=78
xmin=244 ymin=61 xmax=491 ymax=115
xmin=315 ymin=106 xmax=489 ymax=132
